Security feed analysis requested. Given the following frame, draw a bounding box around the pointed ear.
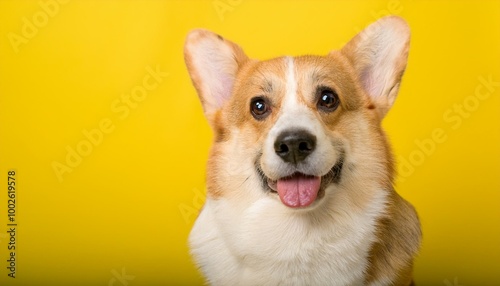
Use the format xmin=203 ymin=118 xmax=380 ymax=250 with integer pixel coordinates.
xmin=341 ymin=16 xmax=410 ymax=118
xmin=184 ymin=29 xmax=248 ymax=122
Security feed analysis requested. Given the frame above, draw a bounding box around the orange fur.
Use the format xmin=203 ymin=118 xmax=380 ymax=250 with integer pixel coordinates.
xmin=184 ymin=16 xmax=421 ymax=285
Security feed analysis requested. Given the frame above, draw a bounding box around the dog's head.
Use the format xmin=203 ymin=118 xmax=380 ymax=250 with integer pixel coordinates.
xmin=184 ymin=16 xmax=410 ymax=210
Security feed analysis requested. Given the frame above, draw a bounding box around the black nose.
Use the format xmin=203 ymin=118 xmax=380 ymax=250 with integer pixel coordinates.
xmin=274 ymin=129 xmax=316 ymax=164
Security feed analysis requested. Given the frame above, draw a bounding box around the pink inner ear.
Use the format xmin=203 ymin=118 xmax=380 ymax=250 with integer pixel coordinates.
xmin=361 ymin=45 xmax=399 ymax=100
xmin=361 ymin=67 xmax=383 ymax=98
xmin=352 ymin=18 xmax=409 ymax=102
xmin=215 ymin=73 xmax=234 ymax=107
xmin=196 ymin=42 xmax=238 ymax=110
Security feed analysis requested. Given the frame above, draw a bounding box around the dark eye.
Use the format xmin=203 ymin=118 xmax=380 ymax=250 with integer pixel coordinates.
xmin=250 ymin=97 xmax=270 ymax=120
xmin=317 ymin=88 xmax=340 ymax=112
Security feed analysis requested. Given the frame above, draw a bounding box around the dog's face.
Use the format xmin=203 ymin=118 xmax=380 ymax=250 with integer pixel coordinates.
xmin=184 ymin=16 xmax=410 ymax=210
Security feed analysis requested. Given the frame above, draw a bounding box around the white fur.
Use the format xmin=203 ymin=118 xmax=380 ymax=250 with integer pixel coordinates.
xmin=190 ymin=184 xmax=388 ymax=285
xmin=261 ymin=57 xmax=339 ymax=180
xmin=284 ymin=57 xmax=297 ymax=107
xmin=189 ymin=57 xmax=390 ymax=285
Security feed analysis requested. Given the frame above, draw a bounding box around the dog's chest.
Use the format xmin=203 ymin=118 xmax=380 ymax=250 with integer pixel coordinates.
xmin=190 ymin=195 xmax=385 ymax=286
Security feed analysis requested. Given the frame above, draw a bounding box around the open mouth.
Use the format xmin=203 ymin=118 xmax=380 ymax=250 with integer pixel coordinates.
xmin=257 ymin=155 xmax=344 ymax=209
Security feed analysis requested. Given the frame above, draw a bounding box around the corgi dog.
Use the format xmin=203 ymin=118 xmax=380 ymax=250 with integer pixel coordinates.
xmin=184 ymin=16 xmax=421 ymax=286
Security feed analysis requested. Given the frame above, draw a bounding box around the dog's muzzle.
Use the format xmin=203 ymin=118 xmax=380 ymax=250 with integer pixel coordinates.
xmin=257 ymin=129 xmax=344 ymax=209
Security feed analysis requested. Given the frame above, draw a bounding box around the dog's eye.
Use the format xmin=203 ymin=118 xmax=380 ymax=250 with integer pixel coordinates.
xmin=250 ymin=97 xmax=270 ymax=120
xmin=317 ymin=88 xmax=340 ymax=112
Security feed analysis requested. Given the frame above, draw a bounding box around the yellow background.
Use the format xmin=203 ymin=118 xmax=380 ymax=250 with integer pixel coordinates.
xmin=0 ymin=0 xmax=499 ymax=285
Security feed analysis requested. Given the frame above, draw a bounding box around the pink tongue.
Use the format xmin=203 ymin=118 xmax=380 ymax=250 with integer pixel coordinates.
xmin=277 ymin=174 xmax=321 ymax=208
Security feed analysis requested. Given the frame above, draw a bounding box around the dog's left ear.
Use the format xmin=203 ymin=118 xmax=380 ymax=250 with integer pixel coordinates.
xmin=184 ymin=29 xmax=248 ymax=123
xmin=340 ymin=16 xmax=410 ymax=118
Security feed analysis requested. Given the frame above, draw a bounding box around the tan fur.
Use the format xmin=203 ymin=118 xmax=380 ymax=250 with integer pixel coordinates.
xmin=184 ymin=16 xmax=421 ymax=285
xmin=365 ymin=191 xmax=422 ymax=285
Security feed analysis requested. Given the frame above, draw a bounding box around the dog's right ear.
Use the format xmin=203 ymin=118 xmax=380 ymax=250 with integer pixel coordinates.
xmin=184 ymin=29 xmax=248 ymax=122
